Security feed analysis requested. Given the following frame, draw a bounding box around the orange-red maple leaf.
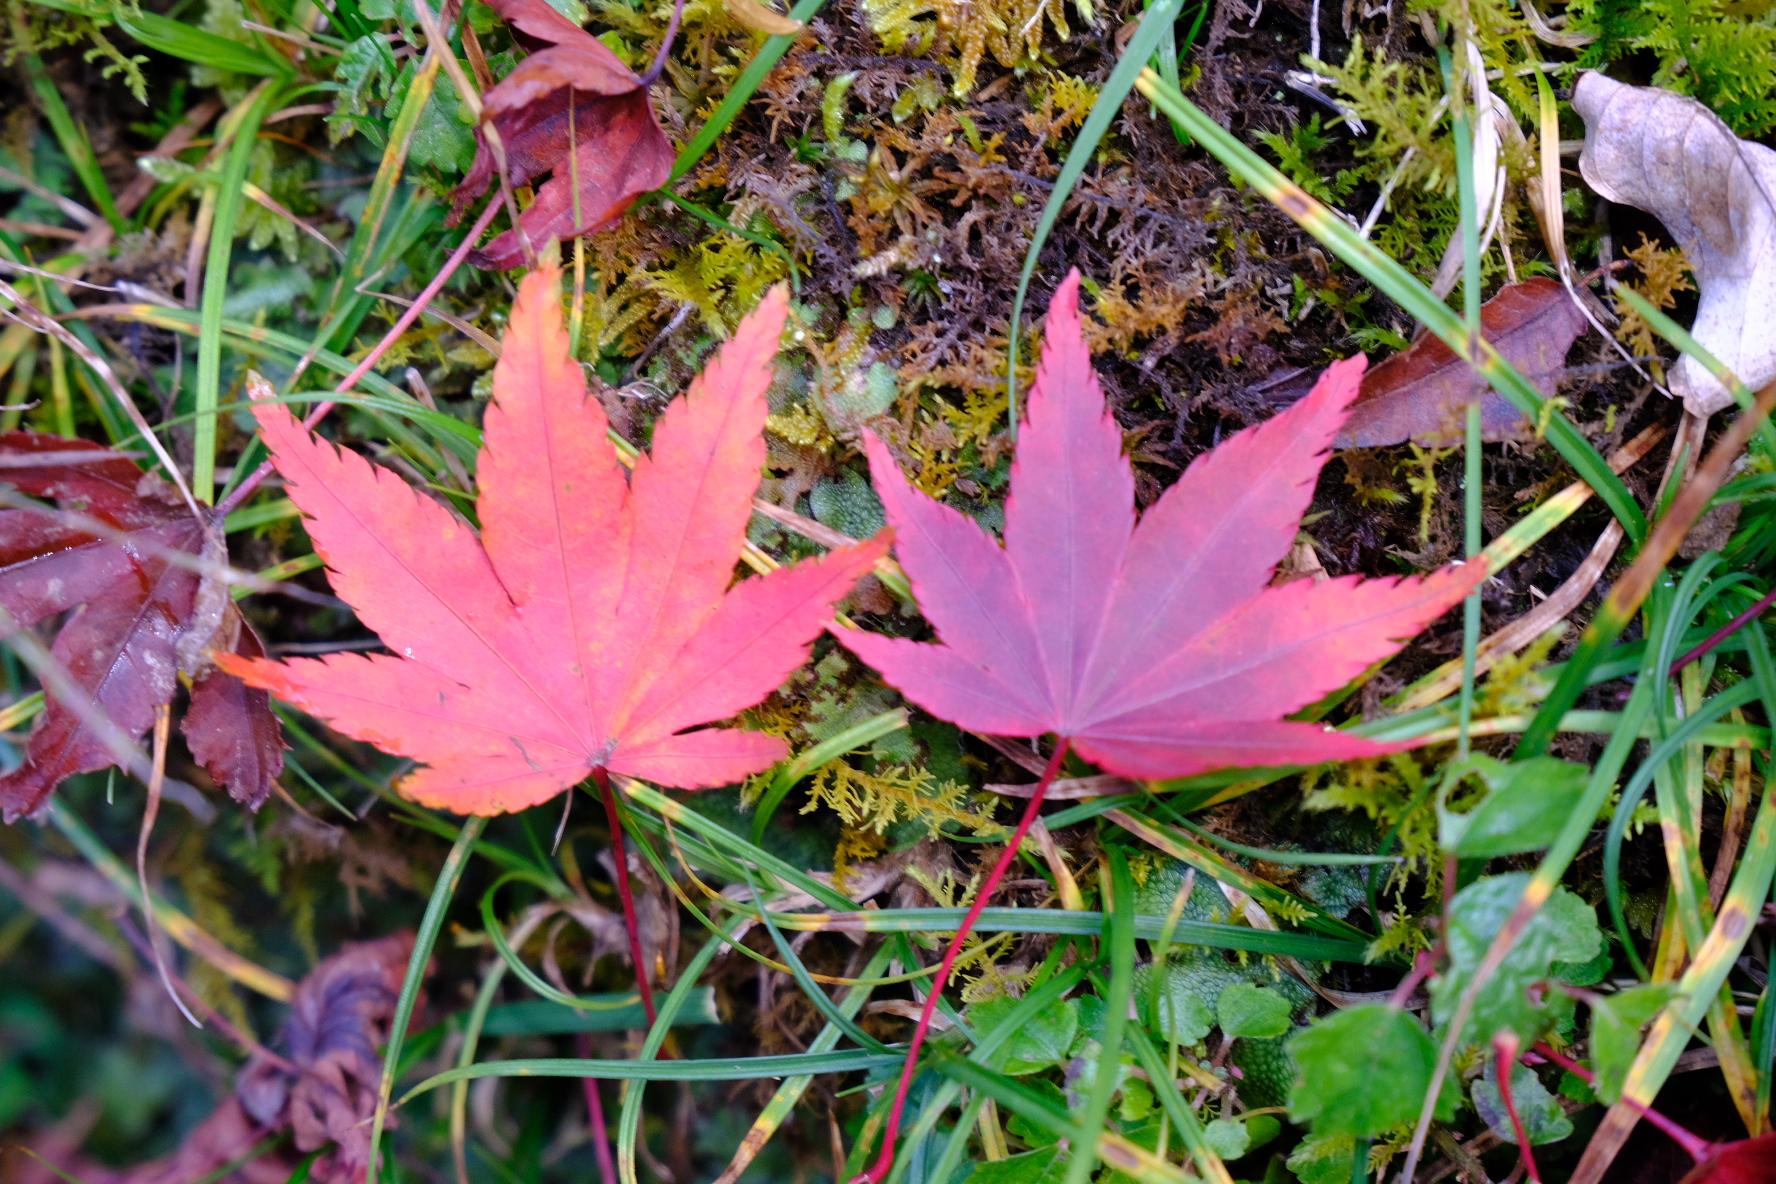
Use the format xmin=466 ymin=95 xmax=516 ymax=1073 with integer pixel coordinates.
xmin=220 ymin=266 xmax=887 ymax=816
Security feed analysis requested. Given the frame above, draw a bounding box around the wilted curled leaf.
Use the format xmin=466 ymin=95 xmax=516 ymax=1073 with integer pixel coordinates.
xmin=449 ymin=0 xmax=674 ymax=270
xmin=1575 ymin=72 xmax=1776 ymax=415
xmin=726 ymin=0 xmax=804 ymax=36
xmin=0 ymin=434 xmax=284 ymax=821
xmin=9 ymin=935 xmax=416 ymax=1184
xmin=1335 ymin=278 xmax=1589 ymax=448
xmin=237 ymin=934 xmax=417 ymax=1183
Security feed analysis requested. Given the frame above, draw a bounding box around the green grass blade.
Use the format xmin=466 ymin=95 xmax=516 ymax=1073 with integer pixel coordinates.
xmin=610 ymin=919 xmax=767 ymax=1182
xmin=1005 ymin=0 xmax=1184 ymax=427
xmin=367 ymin=817 xmax=486 ymax=1184
xmin=719 ymin=944 xmax=895 ymax=1183
xmin=193 ymin=83 xmax=284 ymax=503
xmin=1062 ymin=850 xmax=1135 ymax=1184
xmin=929 ymin=1054 xmax=1197 ymax=1182
xmin=669 ymin=0 xmax=832 ymax=183
xmin=765 ymin=905 xmax=1370 ymax=960
xmin=22 ymin=53 xmax=124 ymax=232
xmin=115 ymin=10 xmax=293 ymax=75
xmin=406 ymin=1049 xmax=905 ymax=1096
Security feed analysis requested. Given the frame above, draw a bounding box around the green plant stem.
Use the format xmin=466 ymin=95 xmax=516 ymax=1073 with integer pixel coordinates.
xmin=194 ymin=82 xmax=283 ymax=504
xmin=594 ymin=767 xmax=657 ymax=1025
xmin=368 ymin=816 xmax=486 ymax=1184
xmin=850 ymin=739 xmax=1071 ymax=1184
xmin=1450 ymin=74 xmax=1484 ymax=761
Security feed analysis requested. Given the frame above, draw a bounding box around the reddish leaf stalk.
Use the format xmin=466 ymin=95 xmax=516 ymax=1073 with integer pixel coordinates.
xmin=1532 ymin=1042 xmax=1714 ymax=1164
xmin=593 ymin=766 xmax=657 ymax=1025
xmin=576 ymin=1033 xmax=619 ymax=1184
xmin=641 ymin=0 xmax=687 ymax=85
xmin=851 ymin=738 xmax=1071 ymax=1184
xmin=1668 ymin=584 xmax=1776 ymax=677
xmin=1494 ymin=1036 xmax=1542 ymax=1183
xmin=1388 ymin=947 xmax=1438 ymax=1009
xmin=215 ymin=195 xmax=503 ymax=518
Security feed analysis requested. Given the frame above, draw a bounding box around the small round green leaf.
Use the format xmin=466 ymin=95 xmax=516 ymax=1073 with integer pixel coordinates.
xmin=1286 ymin=1004 xmax=1455 ymax=1138
xmin=1218 ymin=982 xmax=1293 ymax=1039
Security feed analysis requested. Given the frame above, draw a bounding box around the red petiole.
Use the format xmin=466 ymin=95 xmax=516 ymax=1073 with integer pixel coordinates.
xmin=851 ymin=738 xmax=1071 ymax=1184
xmin=1531 ymin=1042 xmax=1715 ymax=1164
xmin=593 ymin=766 xmax=657 ymax=1026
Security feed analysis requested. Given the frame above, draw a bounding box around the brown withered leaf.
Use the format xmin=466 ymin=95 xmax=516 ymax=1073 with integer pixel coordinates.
xmin=0 ymin=433 xmax=284 ymax=821
xmin=1575 ymin=72 xmax=1776 ymax=416
xmin=1334 ymin=278 xmax=1589 ymax=448
xmin=450 ymin=0 xmax=674 ymax=270
xmin=236 ymin=934 xmax=417 ymax=1183
xmin=6 ymin=936 xmax=415 ymax=1184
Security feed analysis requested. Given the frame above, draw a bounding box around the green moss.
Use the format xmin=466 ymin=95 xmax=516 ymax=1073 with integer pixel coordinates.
xmin=1230 ymin=1033 xmax=1295 ymax=1109
xmin=1569 ymin=0 xmax=1776 ymax=137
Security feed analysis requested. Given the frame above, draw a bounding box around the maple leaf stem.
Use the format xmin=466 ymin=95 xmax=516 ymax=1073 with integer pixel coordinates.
xmin=592 ymin=767 xmax=658 ymax=1026
xmin=215 ymin=195 xmax=504 ymax=518
xmin=577 ymin=1033 xmax=619 ymax=1184
xmin=1531 ymin=1042 xmax=1713 ymax=1164
xmin=1492 ymin=1036 xmax=1542 ymax=1183
xmin=641 ymin=0 xmax=686 ymax=85
xmin=1668 ymin=582 xmax=1776 ymax=677
xmin=850 ymin=737 xmax=1071 ymax=1184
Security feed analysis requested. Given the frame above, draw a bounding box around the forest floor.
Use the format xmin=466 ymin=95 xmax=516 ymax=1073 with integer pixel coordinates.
xmin=4 ymin=1 xmax=1776 ymax=1182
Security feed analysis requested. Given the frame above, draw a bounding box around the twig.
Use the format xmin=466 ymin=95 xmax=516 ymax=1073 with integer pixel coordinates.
xmin=215 ymin=196 xmax=502 ymax=516
xmin=139 ymin=707 xmax=204 ymax=1028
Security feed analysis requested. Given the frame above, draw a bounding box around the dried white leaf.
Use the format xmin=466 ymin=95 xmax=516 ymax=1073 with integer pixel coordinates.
xmin=1574 ymin=72 xmax=1776 ymax=415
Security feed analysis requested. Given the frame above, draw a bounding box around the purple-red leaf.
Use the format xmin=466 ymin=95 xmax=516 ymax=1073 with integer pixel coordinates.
xmin=1336 ymin=278 xmax=1590 ymax=448
xmin=0 ymin=436 xmax=284 ymax=820
xmin=843 ymin=272 xmax=1485 ymax=1184
xmin=449 ymin=0 xmax=674 ymax=270
xmin=842 ymin=269 xmax=1483 ymax=779
xmin=221 ymin=264 xmax=887 ymax=816
xmin=11 ymin=935 xmax=417 ymax=1184
xmin=1680 ymin=1135 xmax=1776 ymax=1184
